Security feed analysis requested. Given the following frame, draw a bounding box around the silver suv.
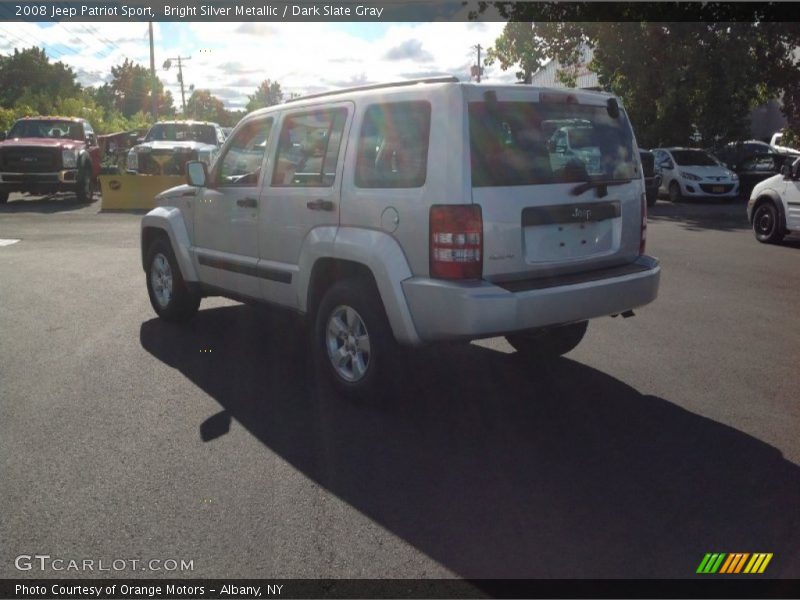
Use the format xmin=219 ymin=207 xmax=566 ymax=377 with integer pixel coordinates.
xmin=141 ymin=77 xmax=660 ymax=396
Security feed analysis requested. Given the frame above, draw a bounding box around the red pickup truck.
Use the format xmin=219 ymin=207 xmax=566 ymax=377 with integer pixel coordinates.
xmin=0 ymin=116 xmax=101 ymax=204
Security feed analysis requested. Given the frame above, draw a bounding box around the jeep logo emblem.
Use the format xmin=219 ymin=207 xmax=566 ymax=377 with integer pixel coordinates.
xmin=571 ymin=207 xmax=592 ymax=221
xmin=109 ymin=180 xmax=121 ymax=191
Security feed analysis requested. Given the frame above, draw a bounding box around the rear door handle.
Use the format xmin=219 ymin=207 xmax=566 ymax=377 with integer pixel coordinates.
xmin=237 ymin=197 xmax=258 ymax=208
xmin=306 ymin=199 xmax=335 ymax=211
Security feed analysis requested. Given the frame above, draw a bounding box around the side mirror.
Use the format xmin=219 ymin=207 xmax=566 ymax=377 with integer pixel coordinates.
xmin=781 ymin=164 xmax=791 ymax=178
xmin=136 ymin=137 xmax=145 ymax=144
xmin=186 ymin=161 xmax=207 ymax=187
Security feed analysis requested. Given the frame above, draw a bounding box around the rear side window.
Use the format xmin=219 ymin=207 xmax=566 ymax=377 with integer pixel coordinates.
xmin=469 ymin=100 xmax=636 ymax=187
xmin=272 ymin=108 xmax=347 ymax=187
xmin=355 ymin=101 xmax=431 ymax=188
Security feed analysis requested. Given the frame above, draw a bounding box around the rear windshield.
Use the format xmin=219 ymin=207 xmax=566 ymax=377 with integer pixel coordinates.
xmin=145 ymin=123 xmax=217 ymax=145
xmin=469 ymin=100 xmax=636 ymax=187
xmin=671 ymin=150 xmax=719 ymax=166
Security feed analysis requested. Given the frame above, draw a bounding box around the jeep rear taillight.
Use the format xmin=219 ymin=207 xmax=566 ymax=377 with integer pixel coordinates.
xmin=429 ymin=205 xmax=483 ymax=280
xmin=640 ymin=192 xmax=647 ymax=255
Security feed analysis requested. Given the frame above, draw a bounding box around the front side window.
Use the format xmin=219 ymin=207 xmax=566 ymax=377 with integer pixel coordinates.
xmin=469 ymin=100 xmax=636 ymax=187
xmin=355 ymin=101 xmax=431 ymax=188
xmin=216 ymin=118 xmax=273 ymax=186
xmin=271 ymin=108 xmax=347 ymax=187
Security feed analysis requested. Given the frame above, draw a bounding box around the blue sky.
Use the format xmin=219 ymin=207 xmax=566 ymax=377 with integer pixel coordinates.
xmin=0 ymin=21 xmax=512 ymax=109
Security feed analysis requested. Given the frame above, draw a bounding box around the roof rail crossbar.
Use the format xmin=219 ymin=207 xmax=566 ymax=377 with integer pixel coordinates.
xmin=286 ymin=76 xmax=459 ymax=103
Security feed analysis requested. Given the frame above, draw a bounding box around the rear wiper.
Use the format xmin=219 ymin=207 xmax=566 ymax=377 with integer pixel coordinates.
xmin=570 ymin=178 xmax=631 ymax=196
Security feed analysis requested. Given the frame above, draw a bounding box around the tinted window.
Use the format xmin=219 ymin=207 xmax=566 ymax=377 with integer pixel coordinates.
xmin=671 ymin=150 xmax=718 ymax=166
xmin=272 ymin=109 xmax=347 ymax=187
xmin=145 ymin=123 xmax=218 ymax=145
xmin=216 ymin=118 xmax=273 ymax=186
xmin=355 ymin=102 xmax=431 ymax=188
xmin=469 ymin=100 xmax=636 ymax=187
xmin=740 ymin=155 xmax=778 ymax=172
xmin=8 ymin=120 xmax=83 ymax=140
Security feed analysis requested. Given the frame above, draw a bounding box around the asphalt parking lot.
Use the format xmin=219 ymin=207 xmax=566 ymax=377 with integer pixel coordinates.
xmin=1 ymin=192 xmax=798 ymax=580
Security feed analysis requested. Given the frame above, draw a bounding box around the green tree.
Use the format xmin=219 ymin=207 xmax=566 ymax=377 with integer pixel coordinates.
xmin=246 ymin=79 xmax=283 ymax=112
xmin=186 ymin=89 xmax=227 ymax=123
xmin=0 ymin=47 xmax=81 ymax=109
xmin=104 ymin=59 xmax=174 ymax=118
xmin=485 ymin=17 xmax=800 ymax=148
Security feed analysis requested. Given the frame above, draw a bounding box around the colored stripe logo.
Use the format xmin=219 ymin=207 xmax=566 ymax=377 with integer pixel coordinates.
xmin=697 ymin=553 xmax=773 ymax=574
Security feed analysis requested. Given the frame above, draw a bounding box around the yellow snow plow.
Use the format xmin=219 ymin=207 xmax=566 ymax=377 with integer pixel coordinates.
xmin=99 ymin=173 xmax=184 ymax=210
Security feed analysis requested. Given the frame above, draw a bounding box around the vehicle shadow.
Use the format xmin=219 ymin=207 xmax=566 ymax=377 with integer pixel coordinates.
xmin=649 ymin=198 xmax=750 ymax=233
xmin=0 ymin=193 xmax=97 ymax=214
xmin=140 ymin=305 xmax=800 ymax=579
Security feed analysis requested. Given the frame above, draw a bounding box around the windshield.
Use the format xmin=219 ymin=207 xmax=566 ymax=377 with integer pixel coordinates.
xmin=145 ymin=123 xmax=217 ymax=145
xmin=469 ymin=100 xmax=636 ymax=187
xmin=671 ymin=150 xmax=719 ymax=166
xmin=8 ymin=120 xmax=83 ymax=140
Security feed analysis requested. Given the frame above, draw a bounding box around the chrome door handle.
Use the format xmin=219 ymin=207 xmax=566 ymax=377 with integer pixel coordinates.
xmin=237 ymin=197 xmax=258 ymax=208
xmin=306 ymin=199 xmax=335 ymax=211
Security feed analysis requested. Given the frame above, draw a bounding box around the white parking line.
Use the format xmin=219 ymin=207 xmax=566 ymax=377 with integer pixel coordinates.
xmin=0 ymin=239 xmax=21 ymax=246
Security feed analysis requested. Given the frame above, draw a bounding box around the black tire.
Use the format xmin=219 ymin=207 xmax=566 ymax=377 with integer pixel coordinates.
xmin=506 ymin=321 xmax=588 ymax=360
xmin=668 ymin=180 xmax=683 ymax=203
xmin=752 ymin=201 xmax=785 ymax=244
xmin=0 ymin=190 xmax=8 ymax=204
xmin=313 ymin=278 xmax=394 ymax=399
xmin=75 ymin=166 xmax=94 ymax=203
xmin=145 ymin=238 xmax=200 ymax=322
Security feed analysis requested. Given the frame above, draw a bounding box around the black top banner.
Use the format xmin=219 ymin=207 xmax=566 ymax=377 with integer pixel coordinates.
xmin=0 ymin=1 xmax=798 ymax=22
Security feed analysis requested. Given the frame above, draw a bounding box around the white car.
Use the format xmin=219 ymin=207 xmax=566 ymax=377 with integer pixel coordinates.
xmin=747 ymin=156 xmax=800 ymax=243
xmin=653 ymin=147 xmax=739 ymax=201
xmin=126 ymin=120 xmax=225 ymax=175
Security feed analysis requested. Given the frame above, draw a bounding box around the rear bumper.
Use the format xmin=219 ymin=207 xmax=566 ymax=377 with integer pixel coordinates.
xmin=402 ymin=255 xmax=661 ymax=342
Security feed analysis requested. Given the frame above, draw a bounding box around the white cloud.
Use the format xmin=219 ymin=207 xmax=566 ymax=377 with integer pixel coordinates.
xmin=5 ymin=21 xmax=515 ymax=110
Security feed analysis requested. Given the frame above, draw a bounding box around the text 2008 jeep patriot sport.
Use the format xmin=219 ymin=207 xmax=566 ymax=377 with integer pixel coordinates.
xmin=141 ymin=77 xmax=660 ymax=396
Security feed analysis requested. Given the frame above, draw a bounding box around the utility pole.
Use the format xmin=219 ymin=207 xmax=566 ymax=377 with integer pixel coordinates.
xmin=471 ymin=44 xmax=483 ymax=83
xmin=163 ymin=55 xmax=191 ymax=115
xmin=148 ymin=22 xmax=157 ymax=121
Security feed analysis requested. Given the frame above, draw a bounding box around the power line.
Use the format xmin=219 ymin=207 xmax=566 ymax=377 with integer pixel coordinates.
xmin=0 ymin=25 xmax=66 ymax=58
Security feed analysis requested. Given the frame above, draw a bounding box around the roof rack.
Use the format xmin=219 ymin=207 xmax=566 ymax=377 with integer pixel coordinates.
xmin=285 ymin=76 xmax=459 ymax=103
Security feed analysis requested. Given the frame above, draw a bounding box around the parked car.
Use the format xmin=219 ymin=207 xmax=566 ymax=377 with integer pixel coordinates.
xmin=0 ymin=116 xmax=100 ymax=204
xmin=126 ymin=120 xmax=225 ymax=175
xmin=729 ymin=152 xmax=792 ymax=198
xmin=141 ymin=78 xmax=660 ymax=397
xmin=747 ymin=156 xmax=800 ymax=243
xmin=653 ymin=147 xmax=739 ymax=201
xmin=709 ymin=140 xmax=797 ymax=198
xmin=639 ymin=149 xmax=661 ymax=207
